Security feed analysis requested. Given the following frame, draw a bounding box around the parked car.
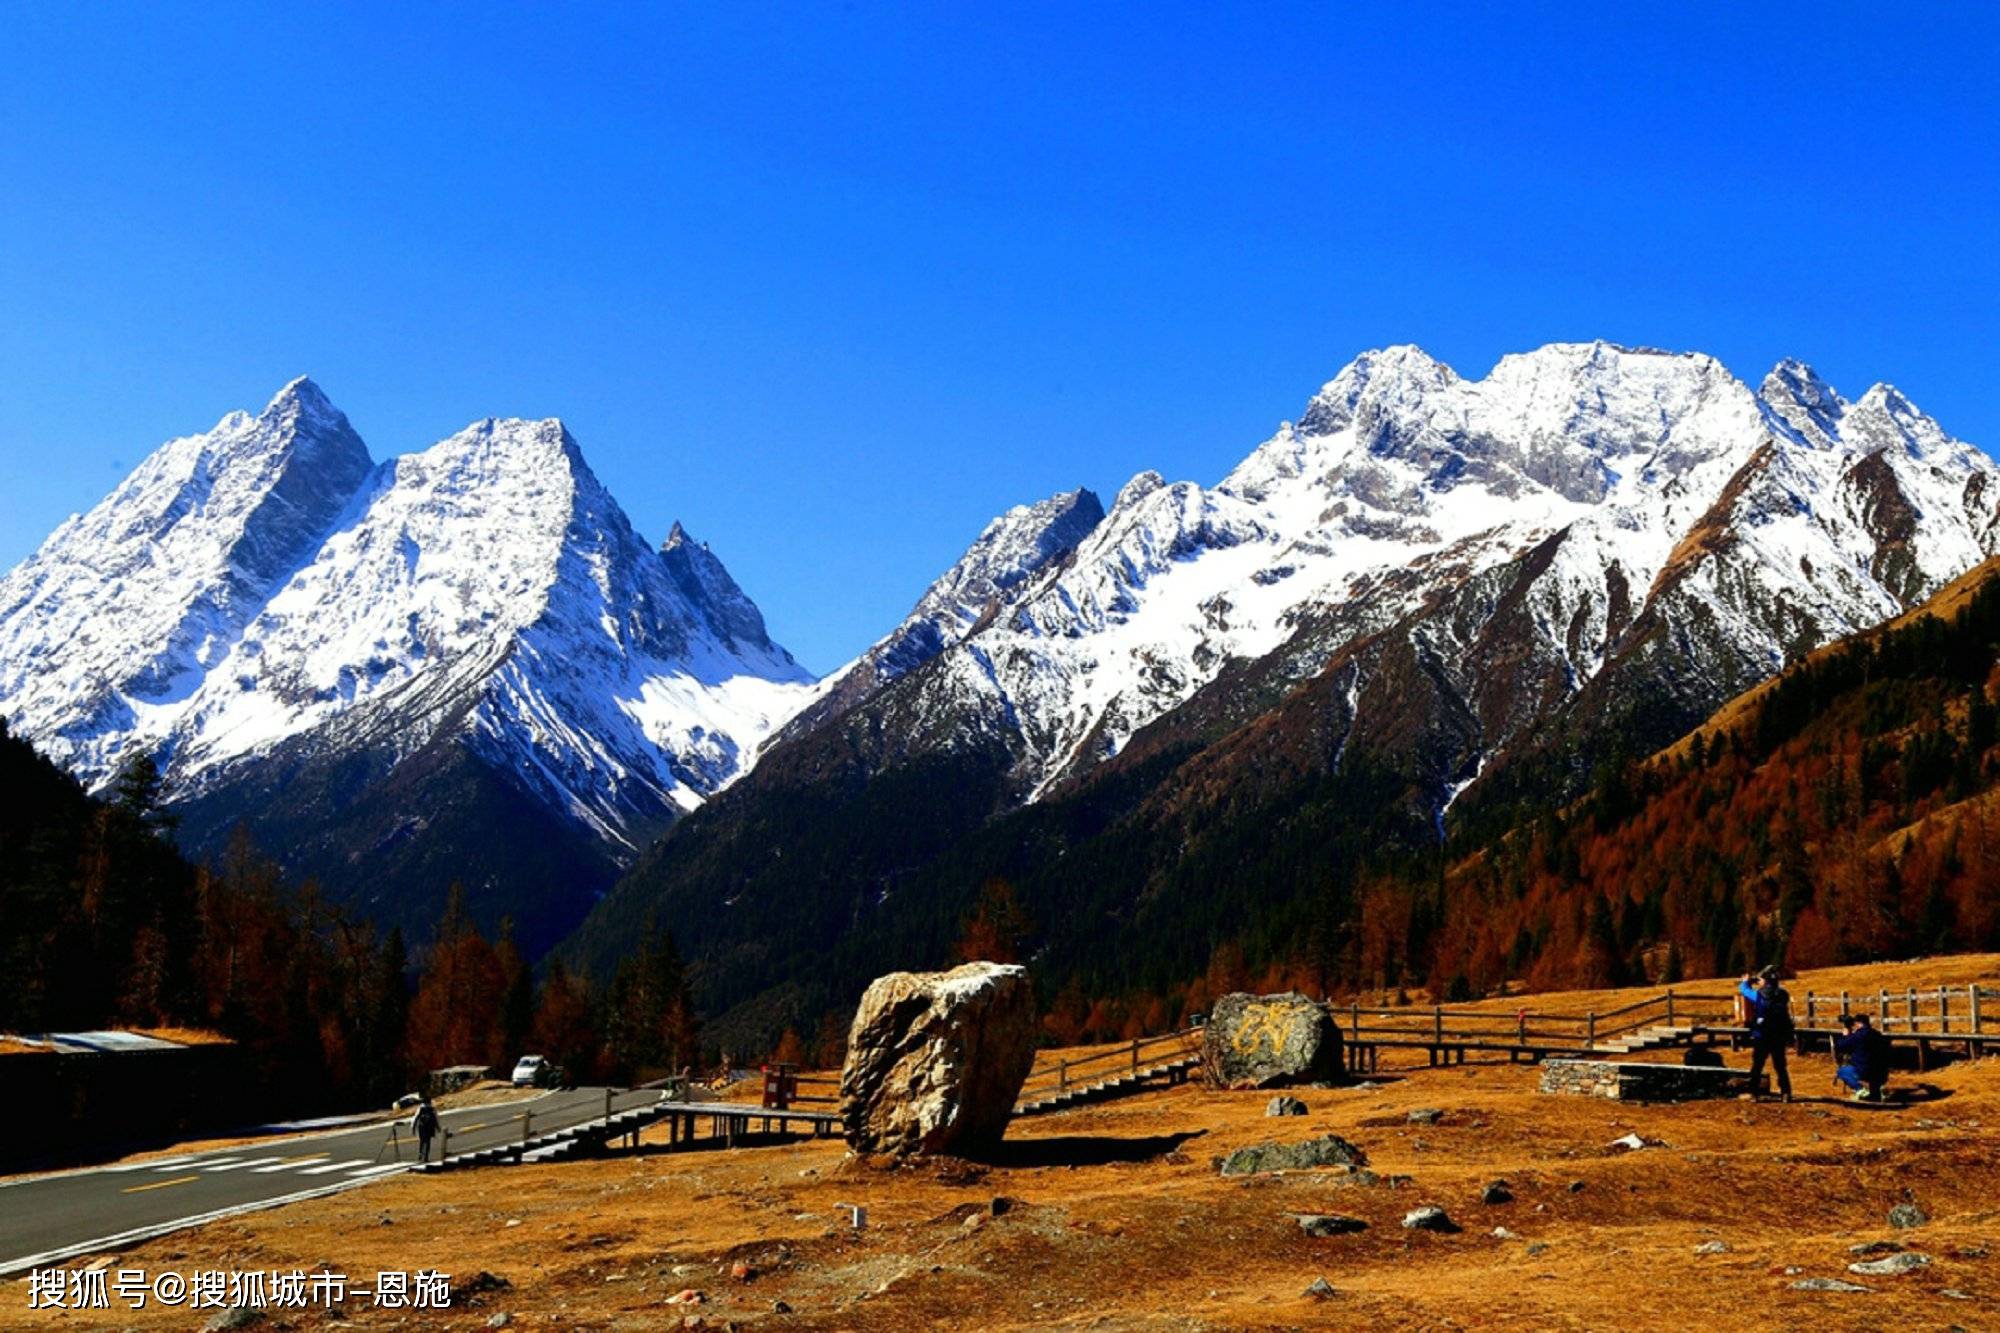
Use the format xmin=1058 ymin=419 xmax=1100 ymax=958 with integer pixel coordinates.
xmin=511 ymin=1054 xmax=552 ymax=1087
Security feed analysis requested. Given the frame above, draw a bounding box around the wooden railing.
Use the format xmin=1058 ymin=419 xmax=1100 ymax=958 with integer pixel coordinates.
xmin=1791 ymin=983 xmax=1998 ymax=1035
xmin=1336 ymin=981 xmax=2000 ymax=1052
xmin=1015 ymin=1026 xmax=1205 ymax=1105
xmin=1004 ymin=980 xmax=1998 ymax=1110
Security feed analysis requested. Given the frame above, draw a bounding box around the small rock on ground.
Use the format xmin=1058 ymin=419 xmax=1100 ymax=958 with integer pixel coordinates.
xmin=1481 ymin=1180 xmax=1513 ymax=1205
xmin=1849 ymin=1252 xmax=1931 ymax=1276
xmin=1267 ymin=1095 xmax=1309 ymax=1117
xmin=1303 ymin=1277 xmax=1336 ymax=1300
xmin=1887 ymin=1203 xmax=1929 ymax=1229
xmin=485 ymin=1317 xmax=512 ymax=1330
xmin=1296 ymin=1214 xmax=1368 ymax=1237
xmin=1694 ymin=1240 xmax=1729 ymax=1255
xmin=200 ymin=1311 xmax=265 ymax=1333
xmin=1526 ymin=1242 xmax=1552 ymax=1258
xmin=1218 ymin=1135 xmax=1368 ymax=1177
xmin=1849 ymin=1240 xmax=1904 ymax=1255
xmin=1402 ymin=1205 xmax=1460 ymax=1233
xmin=1792 ymin=1277 xmax=1872 ymax=1293
xmin=1407 ymin=1108 xmax=1444 ymax=1125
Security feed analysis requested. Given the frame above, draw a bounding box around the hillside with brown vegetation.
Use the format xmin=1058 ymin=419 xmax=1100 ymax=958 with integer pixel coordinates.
xmin=1419 ymin=557 xmax=2000 ymax=1001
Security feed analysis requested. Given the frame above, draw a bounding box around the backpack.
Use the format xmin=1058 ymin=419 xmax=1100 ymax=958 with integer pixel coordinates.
xmin=1760 ymin=984 xmax=1794 ymax=1038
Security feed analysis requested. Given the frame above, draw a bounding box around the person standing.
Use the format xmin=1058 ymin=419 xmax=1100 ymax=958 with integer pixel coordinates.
xmin=412 ymin=1096 xmax=441 ymax=1163
xmin=1738 ymin=966 xmax=1795 ymax=1102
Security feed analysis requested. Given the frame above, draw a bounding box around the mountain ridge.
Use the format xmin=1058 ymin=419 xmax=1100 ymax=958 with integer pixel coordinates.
xmin=0 ymin=381 xmax=815 ymax=949
xmin=569 ymin=339 xmax=1999 ymax=1044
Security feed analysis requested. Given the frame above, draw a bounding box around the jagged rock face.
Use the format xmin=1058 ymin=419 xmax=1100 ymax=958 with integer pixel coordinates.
xmin=0 ymin=381 xmax=815 ymax=946
xmin=1203 ymin=992 xmax=1344 ymax=1089
xmin=839 ymin=962 xmax=1037 ymax=1157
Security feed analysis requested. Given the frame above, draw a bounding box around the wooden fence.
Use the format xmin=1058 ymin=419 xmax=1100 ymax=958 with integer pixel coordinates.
xmin=1015 ymin=1026 xmax=1205 ymax=1106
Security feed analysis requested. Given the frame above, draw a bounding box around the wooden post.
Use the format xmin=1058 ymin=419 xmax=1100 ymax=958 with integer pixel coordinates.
xmin=1588 ymin=1012 xmax=1597 ymax=1047
xmin=1666 ymin=989 xmax=1676 ymax=1027
xmin=1940 ymin=987 xmax=1950 ymax=1035
xmin=1907 ymin=988 xmax=1917 ymax=1032
xmin=1132 ymin=1037 xmax=1141 ymax=1076
xmin=1059 ymin=1060 xmax=1069 ymax=1093
xmin=1973 ymin=985 xmax=1983 ymax=1035
xmin=605 ymin=1088 xmax=614 ymax=1125
xmin=1879 ymin=989 xmax=1889 ymax=1028
xmin=1806 ymin=991 xmax=1816 ymax=1025
xmin=1433 ymin=1005 xmax=1443 ymax=1045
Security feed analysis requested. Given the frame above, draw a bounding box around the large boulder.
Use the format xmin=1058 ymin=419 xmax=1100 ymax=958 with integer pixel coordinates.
xmin=840 ymin=962 xmax=1037 ymax=1156
xmin=1203 ymin=992 xmax=1343 ymax=1088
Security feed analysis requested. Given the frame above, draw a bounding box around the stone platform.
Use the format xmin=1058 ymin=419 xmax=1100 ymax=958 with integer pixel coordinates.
xmin=1538 ymin=1058 xmax=1760 ymax=1102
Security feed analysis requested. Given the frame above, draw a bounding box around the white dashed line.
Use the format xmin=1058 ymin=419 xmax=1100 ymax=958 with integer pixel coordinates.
xmin=204 ymin=1157 xmax=287 ymax=1171
xmin=296 ymin=1161 xmax=367 ymax=1176
xmin=160 ymin=1158 xmax=238 ymax=1172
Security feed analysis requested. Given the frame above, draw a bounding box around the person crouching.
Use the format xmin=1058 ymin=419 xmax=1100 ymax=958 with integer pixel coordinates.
xmin=1834 ymin=1013 xmax=1890 ymax=1102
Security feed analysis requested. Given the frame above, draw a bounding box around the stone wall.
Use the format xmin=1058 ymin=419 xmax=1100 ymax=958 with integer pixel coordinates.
xmin=1538 ymin=1059 xmax=1759 ymax=1102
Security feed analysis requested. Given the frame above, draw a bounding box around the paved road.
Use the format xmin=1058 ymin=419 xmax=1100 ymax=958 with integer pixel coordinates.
xmin=0 ymin=1087 xmax=662 ymax=1276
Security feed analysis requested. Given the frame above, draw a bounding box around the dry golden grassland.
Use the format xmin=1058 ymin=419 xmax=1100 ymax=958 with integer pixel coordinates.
xmin=10 ymin=959 xmax=1999 ymax=1330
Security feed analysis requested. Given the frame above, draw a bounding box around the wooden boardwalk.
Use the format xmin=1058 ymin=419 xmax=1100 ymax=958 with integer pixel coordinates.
xmin=415 ymin=1093 xmax=839 ymax=1173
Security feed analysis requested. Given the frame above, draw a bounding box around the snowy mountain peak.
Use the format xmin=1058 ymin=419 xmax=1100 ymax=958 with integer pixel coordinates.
xmin=1297 ymin=344 xmax=1456 ymax=437
xmin=1114 ymin=470 xmax=1168 ymax=509
xmin=1758 ymin=359 xmax=1847 ymax=449
xmin=1846 ymin=383 xmax=1952 ymax=460
xmin=0 ymin=387 xmax=816 ymax=895
xmin=0 ymin=379 xmax=376 ymax=779
xmin=814 ymin=341 xmax=1998 ymax=812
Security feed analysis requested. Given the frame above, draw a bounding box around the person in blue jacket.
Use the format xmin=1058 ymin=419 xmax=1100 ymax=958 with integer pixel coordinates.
xmin=1739 ymin=966 xmax=1794 ymax=1102
xmin=1834 ymin=1013 xmax=1891 ymax=1101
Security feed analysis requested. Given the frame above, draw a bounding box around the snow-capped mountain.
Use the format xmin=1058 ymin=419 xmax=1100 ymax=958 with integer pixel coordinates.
xmin=0 ymin=378 xmax=374 ymax=782
xmin=799 ymin=341 xmax=1999 ymax=807
xmin=0 ymin=380 xmax=814 ymax=946
xmin=572 ymin=340 xmax=2000 ymax=1039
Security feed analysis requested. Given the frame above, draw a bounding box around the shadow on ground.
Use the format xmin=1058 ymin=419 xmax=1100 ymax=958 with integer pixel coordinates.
xmin=984 ymin=1130 xmax=1206 ymax=1168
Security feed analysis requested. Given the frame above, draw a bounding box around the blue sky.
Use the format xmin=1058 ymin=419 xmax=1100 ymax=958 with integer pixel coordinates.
xmin=1 ymin=4 xmax=1994 ymax=673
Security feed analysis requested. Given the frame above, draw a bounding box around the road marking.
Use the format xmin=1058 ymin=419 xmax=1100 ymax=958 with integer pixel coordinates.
xmin=251 ymin=1155 xmax=328 ymax=1172
xmin=454 ymin=1121 xmax=487 ymax=1132
xmin=159 ymin=1157 xmax=238 ymax=1172
xmin=205 ymin=1157 xmax=287 ymax=1171
xmin=342 ymin=1164 xmax=405 ymax=1177
xmin=123 ymin=1175 xmax=199 ymax=1194
xmin=297 ymin=1161 xmax=367 ymax=1175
